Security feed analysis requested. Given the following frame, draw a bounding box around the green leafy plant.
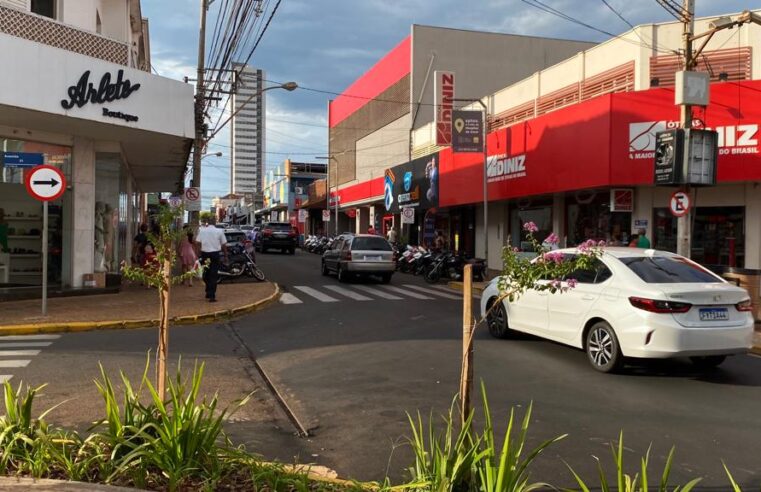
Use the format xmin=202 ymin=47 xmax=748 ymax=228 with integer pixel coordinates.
xmin=565 ymin=432 xmax=702 ymax=492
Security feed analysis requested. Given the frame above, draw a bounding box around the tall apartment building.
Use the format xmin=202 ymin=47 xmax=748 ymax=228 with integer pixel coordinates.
xmin=230 ymin=63 xmax=265 ymax=195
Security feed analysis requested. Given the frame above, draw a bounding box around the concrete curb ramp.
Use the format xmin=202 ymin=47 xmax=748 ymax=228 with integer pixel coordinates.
xmin=0 ymin=285 xmax=281 ymax=337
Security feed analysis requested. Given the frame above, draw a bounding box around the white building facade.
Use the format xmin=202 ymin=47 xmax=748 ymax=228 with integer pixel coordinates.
xmin=0 ymin=0 xmax=193 ymax=291
xmin=230 ymin=63 xmax=265 ymax=195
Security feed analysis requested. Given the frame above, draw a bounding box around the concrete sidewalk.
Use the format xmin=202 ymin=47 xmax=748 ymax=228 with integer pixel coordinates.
xmin=0 ymin=281 xmax=279 ymax=335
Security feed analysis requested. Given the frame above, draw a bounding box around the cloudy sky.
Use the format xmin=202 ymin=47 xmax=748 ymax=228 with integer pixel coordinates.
xmin=141 ymin=0 xmax=750 ymax=205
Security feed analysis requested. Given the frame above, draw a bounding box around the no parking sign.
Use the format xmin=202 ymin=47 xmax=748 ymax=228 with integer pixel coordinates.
xmin=669 ymin=191 xmax=691 ymax=217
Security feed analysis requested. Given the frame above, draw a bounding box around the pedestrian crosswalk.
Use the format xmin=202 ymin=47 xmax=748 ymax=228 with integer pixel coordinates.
xmin=0 ymin=334 xmax=60 ymax=383
xmin=282 ymin=283 xmax=464 ymax=304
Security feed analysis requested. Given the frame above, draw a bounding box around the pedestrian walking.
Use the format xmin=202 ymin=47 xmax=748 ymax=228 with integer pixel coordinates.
xmin=178 ymin=226 xmax=198 ymax=287
xmin=434 ymin=230 xmax=446 ymax=252
xmin=628 ymin=234 xmax=639 ymax=248
xmin=386 ymin=227 xmax=398 ymax=243
xmin=636 ymin=228 xmax=651 ymax=249
xmin=195 ymin=218 xmax=228 ymax=303
xmin=132 ymin=223 xmax=149 ymax=266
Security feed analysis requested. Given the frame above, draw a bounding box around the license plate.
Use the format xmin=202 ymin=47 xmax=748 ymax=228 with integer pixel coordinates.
xmin=699 ymin=308 xmax=729 ymax=321
xmin=364 ymin=256 xmax=381 ymax=261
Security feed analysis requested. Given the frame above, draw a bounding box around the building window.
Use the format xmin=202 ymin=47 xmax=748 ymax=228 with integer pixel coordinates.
xmin=566 ymin=191 xmax=631 ymax=246
xmin=31 ymin=0 xmax=56 ymax=19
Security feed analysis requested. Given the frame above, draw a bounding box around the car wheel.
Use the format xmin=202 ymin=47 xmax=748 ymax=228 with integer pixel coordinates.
xmin=321 ymin=261 xmax=329 ymax=276
xmin=689 ymin=355 xmax=726 ymax=369
xmin=486 ymin=299 xmax=511 ymax=339
xmin=380 ymin=273 xmax=392 ymax=284
xmin=337 ymin=265 xmax=347 ymax=283
xmin=585 ymin=321 xmax=623 ymax=373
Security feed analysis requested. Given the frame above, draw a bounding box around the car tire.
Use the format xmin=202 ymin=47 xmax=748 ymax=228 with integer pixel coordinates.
xmin=380 ymin=273 xmax=392 ymax=284
xmin=689 ymin=355 xmax=726 ymax=369
xmin=321 ymin=261 xmax=329 ymax=276
xmin=486 ymin=299 xmax=511 ymax=339
xmin=337 ymin=265 xmax=347 ymax=283
xmin=585 ymin=321 xmax=623 ymax=373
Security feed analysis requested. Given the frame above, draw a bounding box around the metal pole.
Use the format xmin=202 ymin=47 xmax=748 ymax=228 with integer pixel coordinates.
xmin=190 ymin=0 xmax=208 ymax=228
xmin=676 ymin=0 xmax=695 ymax=258
xmin=482 ymin=107 xmax=488 ymax=274
xmin=42 ymin=200 xmax=48 ymax=316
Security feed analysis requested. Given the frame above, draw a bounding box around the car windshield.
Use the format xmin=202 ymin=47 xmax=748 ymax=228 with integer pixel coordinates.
xmin=351 ymin=237 xmax=391 ymax=251
xmin=266 ymin=223 xmax=292 ymax=231
xmin=620 ymin=256 xmax=721 ymax=283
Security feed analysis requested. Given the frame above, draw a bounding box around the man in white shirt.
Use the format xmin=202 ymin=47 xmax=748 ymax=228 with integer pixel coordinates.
xmin=195 ymin=218 xmax=228 ymax=302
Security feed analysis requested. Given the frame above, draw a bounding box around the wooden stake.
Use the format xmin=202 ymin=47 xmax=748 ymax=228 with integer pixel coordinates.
xmin=460 ymin=264 xmax=473 ymax=427
xmin=157 ymin=257 xmax=171 ymax=398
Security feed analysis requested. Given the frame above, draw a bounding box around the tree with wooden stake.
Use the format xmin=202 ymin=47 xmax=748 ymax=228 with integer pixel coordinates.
xmin=459 ymin=223 xmax=602 ymax=427
xmin=120 ymin=205 xmax=202 ymax=398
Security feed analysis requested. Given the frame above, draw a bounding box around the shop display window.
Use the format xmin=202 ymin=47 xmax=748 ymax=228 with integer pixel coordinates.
xmin=510 ymin=206 xmax=551 ymax=251
xmin=94 ymin=154 xmax=122 ymax=273
xmin=653 ymin=206 xmax=745 ymax=268
xmin=566 ymin=191 xmax=631 ymax=246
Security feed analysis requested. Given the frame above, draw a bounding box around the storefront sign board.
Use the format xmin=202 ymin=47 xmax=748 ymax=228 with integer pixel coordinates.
xmin=669 ymin=191 xmax=691 ymax=217
xmin=297 ymin=209 xmax=307 ymax=223
xmin=610 ymin=188 xmax=633 ymax=212
xmin=452 ymin=110 xmax=483 ymax=153
xmin=322 ymin=210 xmax=331 ymax=222
xmin=634 ymin=219 xmax=648 ymax=230
xmin=434 ymin=71 xmax=455 ymax=146
xmin=184 ymin=187 xmax=201 ymax=212
xmin=385 ymin=154 xmax=439 ymax=213
xmin=401 ymin=207 xmax=415 ymax=224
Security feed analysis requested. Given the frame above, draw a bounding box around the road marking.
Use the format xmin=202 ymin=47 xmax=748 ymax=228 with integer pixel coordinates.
xmin=0 ymin=335 xmax=61 ymax=341
xmin=293 ymin=286 xmax=339 ymax=303
xmin=0 ymin=375 xmax=11 ymax=383
xmin=0 ymin=342 xmax=52 ymax=348
xmin=280 ymin=293 xmax=303 ymax=304
xmin=0 ymin=350 xmax=41 ymax=357
xmin=323 ymin=285 xmax=373 ymax=301
xmin=0 ymin=360 xmax=31 ymax=368
xmin=352 ymin=285 xmax=403 ymax=300
xmin=381 ymin=285 xmax=434 ymax=300
xmin=402 ymin=284 xmax=462 ymax=300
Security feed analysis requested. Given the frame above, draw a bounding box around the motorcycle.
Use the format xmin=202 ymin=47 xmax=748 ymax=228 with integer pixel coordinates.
xmin=217 ymin=241 xmax=266 ymax=283
xmin=424 ymin=251 xmax=486 ymax=283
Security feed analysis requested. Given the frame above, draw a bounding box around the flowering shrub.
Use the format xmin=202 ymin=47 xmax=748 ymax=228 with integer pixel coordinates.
xmin=497 ymin=222 xmax=603 ymax=302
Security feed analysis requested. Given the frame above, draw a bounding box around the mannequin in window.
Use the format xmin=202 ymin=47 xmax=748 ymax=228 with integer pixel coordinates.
xmin=94 ymin=201 xmax=106 ymax=272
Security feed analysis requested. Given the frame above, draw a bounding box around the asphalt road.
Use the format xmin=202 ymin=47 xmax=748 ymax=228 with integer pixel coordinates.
xmin=3 ymin=248 xmax=761 ymax=490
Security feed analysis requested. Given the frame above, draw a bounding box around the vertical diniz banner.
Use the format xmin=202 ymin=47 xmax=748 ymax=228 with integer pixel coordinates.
xmin=434 ymin=71 xmax=455 ymax=146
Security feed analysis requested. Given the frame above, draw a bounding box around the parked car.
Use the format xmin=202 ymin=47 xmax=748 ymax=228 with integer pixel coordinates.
xmin=255 ymin=222 xmax=297 ymax=254
xmin=321 ymin=234 xmax=395 ymax=283
xmin=480 ymin=248 xmax=753 ymax=373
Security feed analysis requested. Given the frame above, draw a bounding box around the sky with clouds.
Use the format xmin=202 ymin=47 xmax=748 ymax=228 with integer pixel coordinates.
xmin=141 ymin=0 xmax=751 ymax=205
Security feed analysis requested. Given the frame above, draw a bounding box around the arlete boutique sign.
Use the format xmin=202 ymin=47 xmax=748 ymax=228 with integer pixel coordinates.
xmin=61 ymin=70 xmax=141 ymax=122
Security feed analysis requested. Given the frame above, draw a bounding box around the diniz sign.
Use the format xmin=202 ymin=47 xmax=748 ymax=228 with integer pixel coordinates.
xmin=629 ymin=121 xmax=759 ymax=159
xmin=61 ymin=69 xmax=141 ymax=122
xmin=486 ymin=153 xmax=526 ymax=183
xmin=434 ymin=71 xmax=455 ymax=146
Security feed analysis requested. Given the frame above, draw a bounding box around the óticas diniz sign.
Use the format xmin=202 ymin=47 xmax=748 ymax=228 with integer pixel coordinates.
xmin=60 ymin=70 xmax=140 ymax=109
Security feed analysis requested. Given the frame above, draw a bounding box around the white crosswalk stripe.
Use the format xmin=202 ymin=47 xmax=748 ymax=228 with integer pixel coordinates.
xmin=402 ymin=284 xmax=462 ymax=300
xmin=323 ymin=285 xmax=373 ymax=301
xmin=0 ymin=335 xmax=60 ymax=341
xmin=0 ymin=342 xmax=53 ymax=348
xmin=0 ymin=360 xmax=31 ymax=368
xmin=293 ymin=286 xmax=340 ymax=303
xmin=352 ymin=285 xmax=403 ymax=300
xmin=280 ymin=293 xmax=303 ymax=304
xmin=0 ymin=334 xmax=61 ymax=382
xmin=0 ymin=375 xmax=12 ymax=383
xmin=380 ymin=285 xmax=434 ymax=299
xmin=0 ymin=350 xmax=41 ymax=357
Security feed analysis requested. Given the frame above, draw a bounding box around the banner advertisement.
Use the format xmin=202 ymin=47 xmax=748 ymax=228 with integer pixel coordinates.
xmin=384 ymin=153 xmax=439 ymax=213
xmin=452 ymin=110 xmax=483 ymax=153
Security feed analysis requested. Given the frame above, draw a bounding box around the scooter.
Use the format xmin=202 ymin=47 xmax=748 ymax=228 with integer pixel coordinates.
xmin=217 ymin=241 xmax=266 ymax=283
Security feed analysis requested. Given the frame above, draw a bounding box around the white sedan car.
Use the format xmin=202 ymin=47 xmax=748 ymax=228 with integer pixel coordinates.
xmin=480 ymin=248 xmax=754 ymax=373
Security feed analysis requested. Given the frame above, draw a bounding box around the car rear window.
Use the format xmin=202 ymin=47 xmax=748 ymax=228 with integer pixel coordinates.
xmin=351 ymin=237 xmax=392 ymax=251
xmin=225 ymin=232 xmax=246 ymax=243
xmin=620 ymin=256 xmax=721 ymax=283
xmin=266 ymin=223 xmax=293 ymax=231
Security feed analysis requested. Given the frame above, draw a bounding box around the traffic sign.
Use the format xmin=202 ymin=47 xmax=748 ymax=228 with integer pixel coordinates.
xmin=401 ymin=207 xmax=415 ymax=224
xmin=168 ymin=195 xmax=183 ymax=208
xmin=25 ymin=165 xmax=66 ymax=202
xmin=322 ymin=210 xmax=331 ymax=222
xmin=184 ymin=187 xmax=201 ymax=212
xmin=670 ymin=191 xmax=691 ymax=217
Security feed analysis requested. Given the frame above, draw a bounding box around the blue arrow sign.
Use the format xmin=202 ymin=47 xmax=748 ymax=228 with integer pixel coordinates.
xmin=2 ymin=152 xmax=44 ymax=168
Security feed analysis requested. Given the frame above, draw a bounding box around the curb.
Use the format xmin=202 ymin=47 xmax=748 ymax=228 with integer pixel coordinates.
xmin=0 ymin=285 xmax=281 ymax=337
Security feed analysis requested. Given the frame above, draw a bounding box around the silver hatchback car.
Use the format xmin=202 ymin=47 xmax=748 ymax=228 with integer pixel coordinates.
xmin=321 ymin=234 xmax=395 ymax=283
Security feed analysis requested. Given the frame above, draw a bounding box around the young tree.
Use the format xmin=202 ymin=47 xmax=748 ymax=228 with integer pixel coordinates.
xmin=460 ymin=222 xmax=603 ymax=426
xmin=121 ymin=205 xmax=200 ymax=397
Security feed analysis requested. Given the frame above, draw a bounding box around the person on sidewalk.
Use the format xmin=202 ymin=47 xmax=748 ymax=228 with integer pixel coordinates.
xmin=636 ymin=228 xmax=651 ymax=249
xmin=178 ymin=226 xmax=198 ymax=287
xmin=132 ymin=223 xmax=149 ymax=266
xmin=195 ymin=218 xmax=228 ymax=302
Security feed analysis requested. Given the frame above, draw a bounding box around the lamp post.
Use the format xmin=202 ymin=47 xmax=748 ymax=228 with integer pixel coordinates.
xmin=315 ymin=155 xmax=338 ymax=234
xmin=452 ymin=97 xmax=488 ymax=274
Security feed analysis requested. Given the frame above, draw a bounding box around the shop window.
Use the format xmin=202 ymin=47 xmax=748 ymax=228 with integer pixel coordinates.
xmin=94 ymin=154 xmax=122 ymax=274
xmin=653 ymin=206 xmax=744 ymax=268
xmin=31 ymin=0 xmax=55 ymax=19
xmin=566 ymin=191 xmax=632 ymax=246
xmin=510 ymin=206 xmax=551 ymax=251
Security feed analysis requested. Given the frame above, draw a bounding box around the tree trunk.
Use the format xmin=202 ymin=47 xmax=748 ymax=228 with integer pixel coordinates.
xmin=156 ymin=258 xmax=171 ymax=398
xmin=460 ymin=264 xmax=473 ymax=428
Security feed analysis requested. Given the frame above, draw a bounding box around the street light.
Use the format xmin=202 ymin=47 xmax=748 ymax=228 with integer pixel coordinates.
xmin=452 ymin=97 xmax=489 ymax=276
xmin=203 ymin=151 xmax=223 ymax=159
xmin=315 ymin=155 xmax=338 ymax=234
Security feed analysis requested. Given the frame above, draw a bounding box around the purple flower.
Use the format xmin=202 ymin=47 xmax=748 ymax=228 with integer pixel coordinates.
xmin=543 ymin=251 xmax=564 ymax=264
xmin=512 ymin=247 xmax=519 ymax=253
xmin=550 ymin=278 xmax=562 ymax=289
xmin=566 ymin=278 xmax=578 ymax=289
xmin=545 ymin=232 xmax=559 ymax=245
xmin=598 ymin=240 xmax=607 ymax=247
xmin=522 ymin=221 xmax=539 ymax=233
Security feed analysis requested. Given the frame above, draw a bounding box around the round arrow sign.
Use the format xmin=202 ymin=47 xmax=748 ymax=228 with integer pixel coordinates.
xmin=25 ymin=165 xmax=66 ymax=202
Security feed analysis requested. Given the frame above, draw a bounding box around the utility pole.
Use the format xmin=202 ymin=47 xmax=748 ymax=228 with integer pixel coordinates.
xmin=676 ymin=0 xmax=695 ymax=258
xmin=190 ymin=0 xmax=209 ymax=228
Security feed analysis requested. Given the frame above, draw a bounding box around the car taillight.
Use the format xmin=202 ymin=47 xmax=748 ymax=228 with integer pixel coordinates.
xmin=263 ymin=228 xmax=272 ymax=237
xmin=736 ymin=299 xmax=754 ymax=312
xmin=342 ymin=250 xmax=352 ymax=261
xmin=629 ymin=297 xmax=692 ymax=313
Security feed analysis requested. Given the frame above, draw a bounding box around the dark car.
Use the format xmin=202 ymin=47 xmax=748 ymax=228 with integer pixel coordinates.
xmin=255 ymin=222 xmax=297 ymax=254
xmin=321 ymin=234 xmax=394 ymax=283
